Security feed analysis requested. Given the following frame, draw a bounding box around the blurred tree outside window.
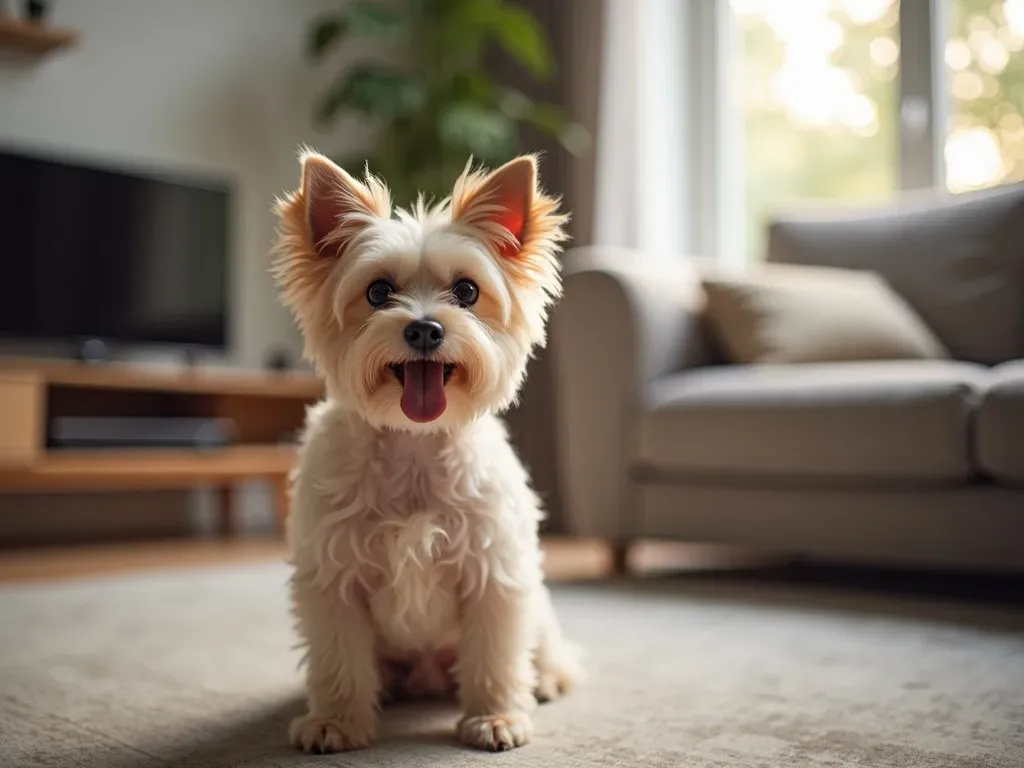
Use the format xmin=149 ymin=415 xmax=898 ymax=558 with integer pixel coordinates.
xmin=731 ymin=0 xmax=1024 ymax=262
xmin=946 ymin=0 xmax=1024 ymax=192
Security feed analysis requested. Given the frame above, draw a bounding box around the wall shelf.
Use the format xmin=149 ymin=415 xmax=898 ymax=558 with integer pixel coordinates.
xmin=0 ymin=16 xmax=78 ymax=56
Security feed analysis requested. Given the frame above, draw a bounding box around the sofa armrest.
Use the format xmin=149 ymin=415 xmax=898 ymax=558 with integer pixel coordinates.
xmin=550 ymin=246 xmax=709 ymax=539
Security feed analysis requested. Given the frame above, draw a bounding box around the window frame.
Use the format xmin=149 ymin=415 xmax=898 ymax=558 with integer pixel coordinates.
xmin=699 ymin=0 xmax=954 ymax=264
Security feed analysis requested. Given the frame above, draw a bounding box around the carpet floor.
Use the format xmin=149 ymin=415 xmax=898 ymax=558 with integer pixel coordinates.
xmin=1 ymin=561 xmax=1023 ymax=767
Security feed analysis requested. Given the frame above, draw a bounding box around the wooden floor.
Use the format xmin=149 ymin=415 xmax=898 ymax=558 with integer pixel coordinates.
xmin=0 ymin=537 xmax=753 ymax=584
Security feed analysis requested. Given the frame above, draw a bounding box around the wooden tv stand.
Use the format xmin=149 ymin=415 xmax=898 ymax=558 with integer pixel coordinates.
xmin=0 ymin=357 xmax=324 ymax=536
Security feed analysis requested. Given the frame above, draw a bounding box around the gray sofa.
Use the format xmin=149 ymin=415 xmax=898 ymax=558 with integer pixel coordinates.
xmin=551 ymin=182 xmax=1024 ymax=573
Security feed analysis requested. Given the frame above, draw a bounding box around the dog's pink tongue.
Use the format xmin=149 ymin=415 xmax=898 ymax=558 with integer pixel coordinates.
xmin=400 ymin=361 xmax=447 ymax=423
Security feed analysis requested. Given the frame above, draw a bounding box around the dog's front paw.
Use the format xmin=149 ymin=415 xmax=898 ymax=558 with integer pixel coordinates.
xmin=535 ymin=644 xmax=585 ymax=703
xmin=535 ymin=666 xmax=576 ymax=703
xmin=458 ymin=712 xmax=532 ymax=751
xmin=289 ymin=712 xmax=375 ymax=753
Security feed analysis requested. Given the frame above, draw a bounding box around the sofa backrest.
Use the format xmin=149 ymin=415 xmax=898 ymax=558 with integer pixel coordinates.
xmin=766 ymin=182 xmax=1024 ymax=365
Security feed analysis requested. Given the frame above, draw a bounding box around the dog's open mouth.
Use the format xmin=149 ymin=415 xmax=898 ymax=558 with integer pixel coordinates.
xmin=389 ymin=362 xmax=457 ymax=386
xmin=389 ymin=362 xmax=457 ymax=423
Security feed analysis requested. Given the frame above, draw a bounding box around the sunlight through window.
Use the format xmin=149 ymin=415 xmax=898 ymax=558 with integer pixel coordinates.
xmin=731 ymin=0 xmax=899 ymax=261
xmin=945 ymin=0 xmax=1024 ymax=192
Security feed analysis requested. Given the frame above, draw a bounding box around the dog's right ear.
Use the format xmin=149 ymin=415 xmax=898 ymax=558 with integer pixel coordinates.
xmin=272 ymin=150 xmax=392 ymax=349
xmin=298 ymin=151 xmax=391 ymax=258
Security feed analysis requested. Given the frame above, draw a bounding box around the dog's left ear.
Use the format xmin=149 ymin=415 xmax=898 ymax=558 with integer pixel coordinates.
xmin=452 ymin=155 xmax=569 ymax=298
xmin=451 ymin=156 xmax=536 ymax=260
xmin=451 ymin=155 xmax=570 ymax=337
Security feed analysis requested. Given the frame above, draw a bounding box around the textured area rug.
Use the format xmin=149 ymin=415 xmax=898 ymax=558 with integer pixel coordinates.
xmin=1 ymin=561 xmax=1023 ymax=767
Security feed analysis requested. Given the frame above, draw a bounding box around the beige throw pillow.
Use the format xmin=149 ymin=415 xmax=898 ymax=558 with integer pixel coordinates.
xmin=701 ymin=263 xmax=949 ymax=364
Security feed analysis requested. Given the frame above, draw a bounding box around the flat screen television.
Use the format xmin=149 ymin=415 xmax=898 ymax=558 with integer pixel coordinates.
xmin=0 ymin=147 xmax=231 ymax=350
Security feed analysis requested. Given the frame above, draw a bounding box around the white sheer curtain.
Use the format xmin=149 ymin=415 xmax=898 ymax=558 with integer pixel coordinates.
xmin=587 ymin=0 xmax=739 ymax=264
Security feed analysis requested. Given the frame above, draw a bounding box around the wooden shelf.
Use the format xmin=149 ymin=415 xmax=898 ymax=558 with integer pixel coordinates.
xmin=0 ymin=357 xmax=324 ymax=399
xmin=0 ymin=16 xmax=78 ymax=55
xmin=0 ymin=358 xmax=320 ymax=533
xmin=0 ymin=444 xmax=299 ymax=492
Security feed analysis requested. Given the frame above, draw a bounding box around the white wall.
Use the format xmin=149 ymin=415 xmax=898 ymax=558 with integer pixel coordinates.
xmin=0 ymin=0 xmax=348 ymax=368
xmin=0 ymin=0 xmax=359 ymax=543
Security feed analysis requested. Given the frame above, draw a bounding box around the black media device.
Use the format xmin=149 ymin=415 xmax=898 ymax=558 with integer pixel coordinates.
xmin=48 ymin=417 xmax=236 ymax=450
xmin=0 ymin=146 xmax=231 ymax=354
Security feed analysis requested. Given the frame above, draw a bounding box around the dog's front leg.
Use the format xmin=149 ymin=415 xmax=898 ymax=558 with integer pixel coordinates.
xmin=289 ymin=578 xmax=380 ymax=753
xmin=457 ymin=580 xmax=537 ymax=751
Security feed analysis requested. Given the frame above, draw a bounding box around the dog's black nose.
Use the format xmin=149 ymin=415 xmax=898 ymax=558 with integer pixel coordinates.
xmin=404 ymin=318 xmax=444 ymax=353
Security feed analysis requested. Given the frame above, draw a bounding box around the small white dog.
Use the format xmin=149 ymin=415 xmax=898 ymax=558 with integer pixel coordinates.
xmin=272 ymin=150 xmax=582 ymax=753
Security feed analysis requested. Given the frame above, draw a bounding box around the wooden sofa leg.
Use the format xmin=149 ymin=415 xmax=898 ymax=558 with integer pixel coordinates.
xmin=610 ymin=540 xmax=632 ymax=576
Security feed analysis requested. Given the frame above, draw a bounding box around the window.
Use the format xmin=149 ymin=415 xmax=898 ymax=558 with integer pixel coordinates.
xmin=731 ymin=0 xmax=901 ymax=261
xmin=945 ymin=0 xmax=1024 ymax=192
xmin=724 ymin=0 xmax=1024 ymax=262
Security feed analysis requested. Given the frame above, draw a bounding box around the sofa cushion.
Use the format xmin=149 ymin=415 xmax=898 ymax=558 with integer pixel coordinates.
xmin=637 ymin=361 xmax=985 ymax=482
xmin=701 ymin=263 xmax=948 ymax=364
xmin=976 ymin=360 xmax=1024 ymax=484
xmin=767 ymin=182 xmax=1024 ymax=365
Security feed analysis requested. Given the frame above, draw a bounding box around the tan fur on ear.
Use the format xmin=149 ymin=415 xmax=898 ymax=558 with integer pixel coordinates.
xmin=451 ymin=155 xmax=570 ymax=297
xmin=301 ymin=152 xmax=391 ymax=257
xmin=271 ymin=149 xmax=391 ymax=362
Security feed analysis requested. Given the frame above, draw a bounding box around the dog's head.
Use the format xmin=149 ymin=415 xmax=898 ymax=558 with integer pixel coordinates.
xmin=273 ymin=150 xmax=569 ymax=432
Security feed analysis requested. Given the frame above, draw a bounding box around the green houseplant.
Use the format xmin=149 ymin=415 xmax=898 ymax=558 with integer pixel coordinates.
xmin=307 ymin=0 xmax=588 ymax=207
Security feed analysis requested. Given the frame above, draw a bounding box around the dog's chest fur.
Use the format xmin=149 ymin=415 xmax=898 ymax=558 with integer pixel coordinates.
xmin=361 ymin=531 xmax=457 ymax=654
xmin=298 ymin=405 xmax=528 ymax=655
xmin=292 ymin=403 xmax=540 ymax=655
xmin=367 ymin=537 xmax=459 ymax=656
xmin=358 ymin=440 xmax=464 ymax=653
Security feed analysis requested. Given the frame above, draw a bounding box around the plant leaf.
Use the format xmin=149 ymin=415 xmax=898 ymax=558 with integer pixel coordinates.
xmin=525 ymin=101 xmax=591 ymax=154
xmin=557 ymin=122 xmax=592 ymax=156
xmin=439 ymin=103 xmax=516 ymax=164
xmin=500 ymin=97 xmax=590 ymax=155
xmin=308 ymin=2 xmax=409 ymax=60
xmin=526 ymin=102 xmax=570 ymax=134
xmin=309 ymin=17 xmax=345 ymax=59
xmin=316 ymin=67 xmax=428 ymax=126
xmin=497 ymin=87 xmax=532 ymax=119
xmin=489 ymin=3 xmax=554 ymax=81
xmin=452 ymin=72 xmax=496 ymax=104
xmin=344 ymin=1 xmax=408 ymax=38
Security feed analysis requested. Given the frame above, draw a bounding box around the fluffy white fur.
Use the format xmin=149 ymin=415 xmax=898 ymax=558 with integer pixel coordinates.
xmin=272 ymin=149 xmax=582 ymax=753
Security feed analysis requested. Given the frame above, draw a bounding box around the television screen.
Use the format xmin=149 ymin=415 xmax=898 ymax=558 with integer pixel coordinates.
xmin=0 ymin=148 xmax=230 ymax=349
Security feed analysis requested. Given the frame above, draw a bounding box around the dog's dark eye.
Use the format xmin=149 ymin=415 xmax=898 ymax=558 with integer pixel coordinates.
xmin=366 ymin=280 xmax=394 ymax=308
xmin=451 ymin=278 xmax=479 ymax=308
